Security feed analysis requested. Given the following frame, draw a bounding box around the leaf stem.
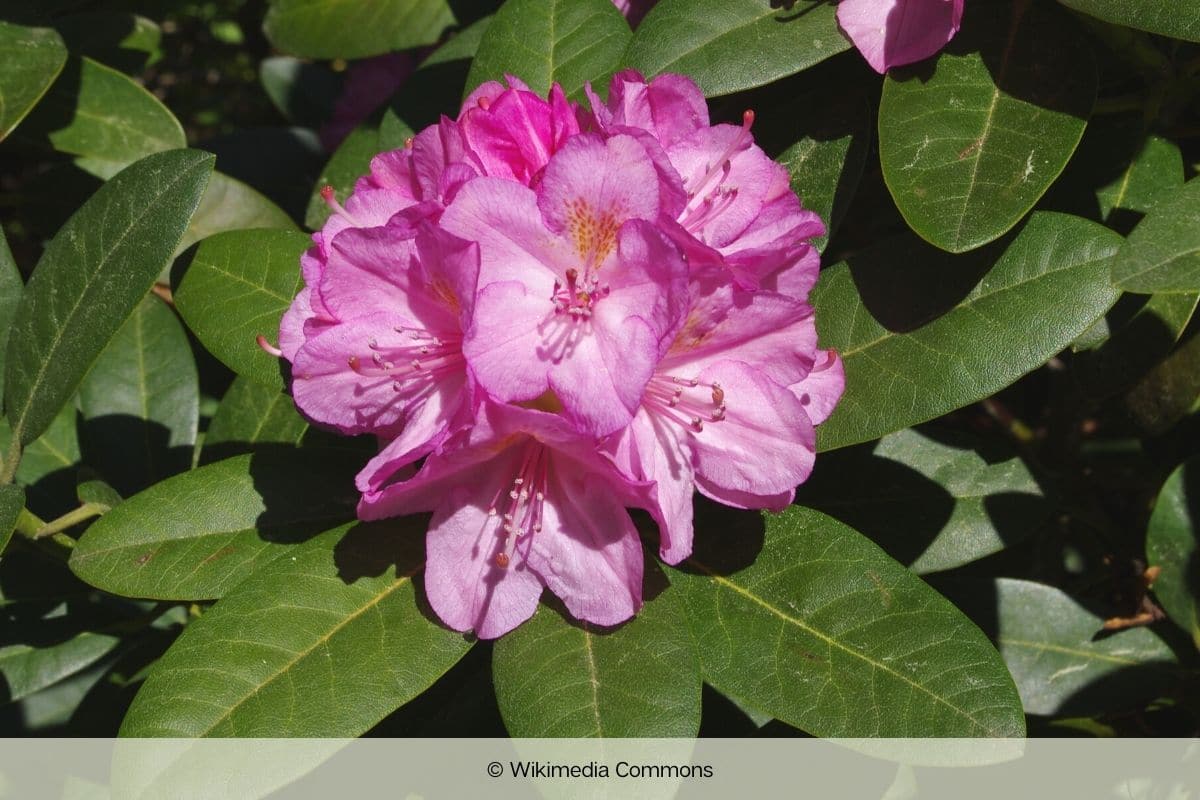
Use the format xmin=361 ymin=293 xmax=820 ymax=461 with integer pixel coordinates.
xmin=35 ymin=503 xmax=107 ymax=538
xmin=13 ymin=508 xmax=76 ymax=560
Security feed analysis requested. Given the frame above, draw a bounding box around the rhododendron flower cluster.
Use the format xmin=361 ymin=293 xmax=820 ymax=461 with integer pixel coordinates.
xmin=278 ymin=71 xmax=843 ymax=639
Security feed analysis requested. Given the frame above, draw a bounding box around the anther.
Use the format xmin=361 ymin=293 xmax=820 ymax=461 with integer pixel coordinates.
xmin=494 ymin=552 xmax=510 ymax=568
xmin=256 ymin=335 xmax=283 ymax=358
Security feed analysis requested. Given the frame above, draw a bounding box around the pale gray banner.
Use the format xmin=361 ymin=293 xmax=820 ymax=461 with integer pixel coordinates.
xmin=0 ymin=738 xmax=1195 ymax=799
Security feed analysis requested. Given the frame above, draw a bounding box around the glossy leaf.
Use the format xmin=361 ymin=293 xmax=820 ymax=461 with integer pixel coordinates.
xmin=69 ymin=450 xmax=359 ymax=601
xmin=812 ymin=212 xmax=1121 ymax=451
xmin=466 ymin=0 xmax=630 ymax=101
xmin=202 ymin=376 xmax=309 ymax=463
xmin=625 ymin=0 xmax=849 ymax=98
xmin=0 ymin=225 xmax=23 ymax=402
xmin=304 ymin=124 xmax=380 ymax=230
xmin=77 ymin=295 xmax=199 ymax=497
xmin=264 ymin=0 xmax=456 ymax=60
xmin=76 ymin=479 xmax=121 ymax=510
xmin=0 ymin=402 xmax=81 ymax=502
xmin=1096 ymin=132 xmax=1184 ymax=223
xmin=22 ymin=57 xmax=184 ymax=172
xmin=1146 ymin=457 xmax=1200 ymax=647
xmin=796 ymin=428 xmax=1049 ymax=574
xmin=879 ymin=2 xmax=1095 ymax=253
xmin=4 ymin=149 xmax=214 ymax=446
xmin=0 ymin=20 xmax=67 ymax=141
xmin=0 ymin=484 xmax=23 ymax=556
xmin=173 ymin=228 xmax=310 ymax=391
xmin=965 ymin=578 xmax=1178 ymax=715
xmin=776 ymin=96 xmax=871 ymax=251
xmin=493 ymin=587 xmax=701 ymax=737
xmin=667 ymin=505 xmax=1025 ymax=737
xmin=1111 ymin=177 xmax=1200 ymax=294
xmin=120 ymin=521 xmax=473 ymax=736
xmin=0 ymin=624 xmax=120 ymax=703
xmin=1057 ymin=0 xmax=1200 ymax=43
xmin=176 ymin=173 xmax=298 ymax=257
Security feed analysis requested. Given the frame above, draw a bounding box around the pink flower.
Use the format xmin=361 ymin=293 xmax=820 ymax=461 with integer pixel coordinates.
xmin=359 ymin=403 xmax=655 ymax=639
xmin=837 ymin=0 xmax=965 ymax=74
xmin=442 ymin=132 xmax=690 ymax=437
xmin=286 ymin=221 xmax=479 ymax=465
xmin=609 ymin=271 xmax=844 ymax=563
xmin=589 ymin=71 xmax=826 ymax=292
xmin=275 ymin=72 xmax=843 ymax=640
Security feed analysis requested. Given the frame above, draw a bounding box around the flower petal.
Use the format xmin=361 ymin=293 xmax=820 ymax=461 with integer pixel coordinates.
xmin=425 ymin=484 xmax=543 ymax=639
xmin=463 ymin=280 xmax=553 ymax=404
xmin=837 ymin=0 xmax=964 ymax=74
xmin=690 ymin=360 xmax=816 ymax=498
xmin=610 ymin=409 xmax=695 ymax=564
xmin=597 ymin=70 xmax=709 ymax=149
xmin=789 ymin=348 xmax=845 ymax=426
xmin=536 ymin=133 xmax=661 ymax=268
xmin=525 ymin=454 xmax=645 ymax=627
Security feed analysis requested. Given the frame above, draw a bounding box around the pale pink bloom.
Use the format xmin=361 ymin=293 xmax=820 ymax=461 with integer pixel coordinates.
xmin=286 ymin=221 xmax=478 ymax=466
xmin=609 ymin=270 xmax=844 ymax=563
xmin=837 ymin=0 xmax=965 ymax=74
xmin=589 ymin=71 xmax=826 ymax=292
xmin=442 ymin=132 xmax=690 ymax=437
xmin=358 ymin=403 xmax=655 ymax=639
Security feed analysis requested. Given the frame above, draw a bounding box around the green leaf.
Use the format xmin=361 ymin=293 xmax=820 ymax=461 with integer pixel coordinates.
xmin=666 ymin=505 xmax=1025 ymax=736
xmin=796 ymin=428 xmax=1049 ymax=574
xmin=304 ymin=124 xmax=380 ymax=230
xmin=20 ymin=57 xmax=184 ymax=172
xmin=813 ymin=212 xmax=1122 ymax=451
xmin=1057 ymin=0 xmax=1200 ymax=43
xmin=76 ymin=479 xmax=121 ymax=510
xmin=173 ymin=228 xmax=310 ymax=391
xmin=466 ymin=0 xmax=630 ymax=101
xmin=776 ymin=95 xmax=871 ymax=251
xmin=957 ymin=578 xmax=1178 ymax=715
xmin=77 ymin=295 xmax=199 ymax=497
xmin=1111 ymin=177 xmax=1200 ymax=294
xmin=0 ymin=20 xmax=67 ymax=141
xmin=1096 ymin=132 xmax=1184 ymax=224
xmin=624 ymin=0 xmax=849 ymax=98
xmin=0 ymin=402 xmax=81 ymax=518
xmin=878 ymin=2 xmax=1095 ymax=253
xmin=493 ymin=586 xmax=701 ymax=737
xmin=176 ymin=172 xmax=298 ymax=257
xmin=1146 ymin=456 xmax=1200 ymax=648
xmin=120 ymin=521 xmax=473 ymax=736
xmin=69 ymin=450 xmax=359 ymax=601
xmin=264 ymin=0 xmax=456 ymax=60
xmin=0 ymin=624 xmax=120 ymax=704
xmin=202 ymin=376 xmax=309 ymax=463
xmin=4 ymin=149 xmax=214 ymax=447
xmin=0 ymin=225 xmax=24 ymax=403
xmin=0 ymin=485 xmax=23 ymax=556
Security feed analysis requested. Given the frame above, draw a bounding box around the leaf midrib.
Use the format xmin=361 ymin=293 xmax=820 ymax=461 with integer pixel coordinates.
xmin=174 ymin=571 xmax=415 ymax=737
xmin=692 ymin=560 xmax=1001 ymax=735
xmin=8 ymin=157 xmax=206 ymax=444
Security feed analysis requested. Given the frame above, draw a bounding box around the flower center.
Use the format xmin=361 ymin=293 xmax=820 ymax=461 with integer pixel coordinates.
xmin=346 ymin=326 xmax=464 ymax=398
xmin=487 ymin=441 xmax=549 ymax=568
xmin=643 ymin=373 xmax=727 ymax=433
xmin=550 ymin=267 xmax=610 ymax=320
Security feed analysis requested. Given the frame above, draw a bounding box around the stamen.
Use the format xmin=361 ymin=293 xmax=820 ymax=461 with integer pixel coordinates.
xmin=320 ymin=185 xmax=361 ymax=225
xmin=644 ymin=374 xmax=730 ymax=434
xmin=491 ymin=442 xmax=550 ymax=569
xmin=256 ymin=335 xmax=283 ymax=358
